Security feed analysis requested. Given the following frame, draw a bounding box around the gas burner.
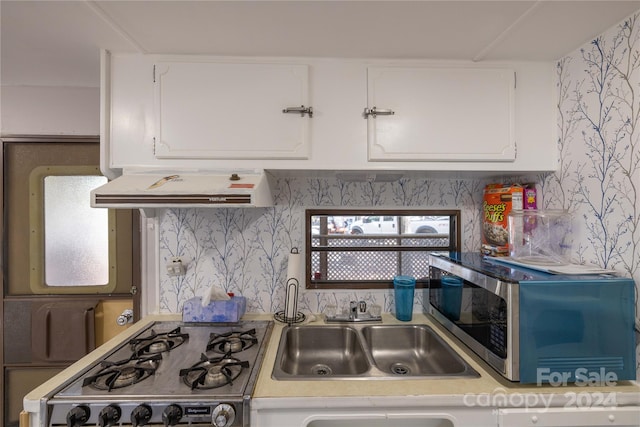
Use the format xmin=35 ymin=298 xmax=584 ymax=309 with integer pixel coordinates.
xmin=206 ymin=328 xmax=258 ymax=354
xmin=129 ymin=327 xmax=189 ymax=356
xmin=82 ymin=353 xmax=161 ymax=391
xmin=180 ymin=353 xmax=249 ymax=389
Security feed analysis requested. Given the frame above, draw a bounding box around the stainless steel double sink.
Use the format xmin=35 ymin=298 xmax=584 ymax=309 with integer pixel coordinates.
xmin=272 ymin=323 xmax=479 ymax=380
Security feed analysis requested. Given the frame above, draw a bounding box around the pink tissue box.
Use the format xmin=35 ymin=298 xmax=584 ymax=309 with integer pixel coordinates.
xmin=182 ymin=296 xmax=247 ymax=323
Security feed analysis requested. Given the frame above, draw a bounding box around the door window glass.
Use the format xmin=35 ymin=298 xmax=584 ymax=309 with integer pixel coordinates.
xmin=44 ymin=175 xmax=108 ymax=286
xmin=28 ymin=165 xmax=118 ymax=293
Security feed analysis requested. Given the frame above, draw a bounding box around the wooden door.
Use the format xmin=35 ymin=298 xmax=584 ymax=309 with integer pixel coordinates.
xmin=1 ymin=137 xmax=140 ymax=427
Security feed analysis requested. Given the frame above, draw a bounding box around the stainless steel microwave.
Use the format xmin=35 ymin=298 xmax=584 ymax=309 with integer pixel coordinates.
xmin=425 ymin=253 xmax=636 ymax=383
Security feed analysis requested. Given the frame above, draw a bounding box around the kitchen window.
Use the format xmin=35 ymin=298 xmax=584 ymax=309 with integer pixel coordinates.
xmin=306 ymin=209 xmax=460 ymax=289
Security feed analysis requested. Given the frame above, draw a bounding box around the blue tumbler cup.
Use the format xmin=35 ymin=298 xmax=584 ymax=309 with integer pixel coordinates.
xmin=441 ymin=275 xmax=463 ymax=321
xmin=393 ymin=275 xmax=416 ymax=321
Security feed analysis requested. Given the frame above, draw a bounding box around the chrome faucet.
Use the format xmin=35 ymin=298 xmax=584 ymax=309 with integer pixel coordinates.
xmin=326 ymin=300 xmax=382 ymax=323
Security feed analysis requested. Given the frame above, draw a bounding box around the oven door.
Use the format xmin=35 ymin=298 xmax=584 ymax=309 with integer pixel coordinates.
xmin=427 ymin=265 xmax=518 ymax=380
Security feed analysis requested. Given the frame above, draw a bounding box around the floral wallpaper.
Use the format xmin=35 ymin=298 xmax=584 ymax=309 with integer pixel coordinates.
xmin=543 ymin=14 xmax=640 ymax=281
xmin=156 ymin=12 xmax=640 ymax=378
xmin=543 ymin=12 xmax=640 ymax=378
xmin=157 ymin=177 xmax=489 ymax=314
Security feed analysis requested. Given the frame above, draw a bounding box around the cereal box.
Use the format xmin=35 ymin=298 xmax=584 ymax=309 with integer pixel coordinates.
xmin=481 ymin=184 xmax=525 ymax=256
xmin=523 ymin=185 xmax=537 ymax=210
xmin=521 ymin=184 xmax=538 ymax=235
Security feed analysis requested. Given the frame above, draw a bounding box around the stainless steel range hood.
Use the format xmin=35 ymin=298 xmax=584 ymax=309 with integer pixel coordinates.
xmin=91 ymin=169 xmax=273 ymax=208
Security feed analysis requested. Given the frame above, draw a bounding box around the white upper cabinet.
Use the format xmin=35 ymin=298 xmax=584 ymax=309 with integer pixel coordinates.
xmin=366 ymin=66 xmax=515 ymax=162
xmin=153 ymin=61 xmax=310 ymax=159
xmin=104 ymin=52 xmax=556 ymax=176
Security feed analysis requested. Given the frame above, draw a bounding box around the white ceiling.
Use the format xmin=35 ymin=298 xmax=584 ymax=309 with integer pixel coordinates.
xmin=2 ymin=1 xmax=640 ymax=88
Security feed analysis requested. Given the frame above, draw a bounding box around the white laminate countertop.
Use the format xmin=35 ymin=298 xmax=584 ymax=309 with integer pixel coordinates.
xmin=252 ymin=313 xmax=640 ymax=410
xmin=23 ymin=312 xmax=640 ymax=419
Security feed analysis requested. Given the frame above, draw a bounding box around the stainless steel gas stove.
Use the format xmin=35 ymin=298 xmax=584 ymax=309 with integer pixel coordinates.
xmin=42 ymin=320 xmax=273 ymax=427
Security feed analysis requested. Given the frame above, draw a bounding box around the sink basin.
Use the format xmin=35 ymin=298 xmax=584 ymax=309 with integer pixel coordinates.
xmin=276 ymin=326 xmax=370 ymax=377
xmin=361 ymin=325 xmax=472 ymax=376
xmin=272 ymin=323 xmax=479 ymax=380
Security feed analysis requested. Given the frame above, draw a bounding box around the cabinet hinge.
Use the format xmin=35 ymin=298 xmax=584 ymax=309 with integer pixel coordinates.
xmin=152 ymin=137 xmax=156 ymax=155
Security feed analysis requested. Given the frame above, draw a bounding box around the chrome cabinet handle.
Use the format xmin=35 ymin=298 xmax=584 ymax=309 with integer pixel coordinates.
xmin=363 ymin=107 xmax=395 ymax=118
xmin=116 ymin=309 xmax=134 ymax=326
xmin=282 ymin=105 xmax=313 ymax=117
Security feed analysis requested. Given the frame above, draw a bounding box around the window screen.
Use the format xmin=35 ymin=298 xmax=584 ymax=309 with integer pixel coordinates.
xmin=306 ymin=209 xmax=460 ymax=289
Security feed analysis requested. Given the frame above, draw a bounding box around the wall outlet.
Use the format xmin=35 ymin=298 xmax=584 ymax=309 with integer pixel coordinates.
xmin=166 ymin=257 xmax=186 ymax=276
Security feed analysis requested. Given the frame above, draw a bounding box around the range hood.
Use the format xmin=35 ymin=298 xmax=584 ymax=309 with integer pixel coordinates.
xmin=91 ymin=169 xmax=273 ymax=208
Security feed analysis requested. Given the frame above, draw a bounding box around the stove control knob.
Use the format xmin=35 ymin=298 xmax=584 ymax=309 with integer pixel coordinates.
xmin=66 ymin=405 xmax=90 ymax=427
xmin=162 ymin=404 xmax=183 ymax=427
xmin=212 ymin=403 xmax=236 ymax=427
xmin=98 ymin=404 xmax=121 ymax=427
xmin=131 ymin=404 xmax=153 ymax=427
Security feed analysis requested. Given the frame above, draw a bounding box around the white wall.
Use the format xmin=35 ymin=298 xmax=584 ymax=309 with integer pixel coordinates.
xmin=1 ymin=85 xmax=99 ymax=136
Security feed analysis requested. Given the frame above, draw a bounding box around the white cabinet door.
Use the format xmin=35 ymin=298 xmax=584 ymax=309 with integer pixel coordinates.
xmin=154 ymin=61 xmax=310 ymax=159
xmin=498 ymin=407 xmax=640 ymax=426
xmin=366 ymin=66 xmax=516 ymax=162
xmin=253 ymin=406 xmax=498 ymax=427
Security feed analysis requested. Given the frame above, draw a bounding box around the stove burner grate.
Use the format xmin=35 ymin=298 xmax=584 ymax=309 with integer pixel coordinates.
xmin=129 ymin=326 xmax=189 ymax=356
xmin=206 ymin=328 xmax=258 ymax=354
xmin=180 ymin=353 xmax=249 ymax=389
xmin=82 ymin=353 xmax=161 ymax=391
